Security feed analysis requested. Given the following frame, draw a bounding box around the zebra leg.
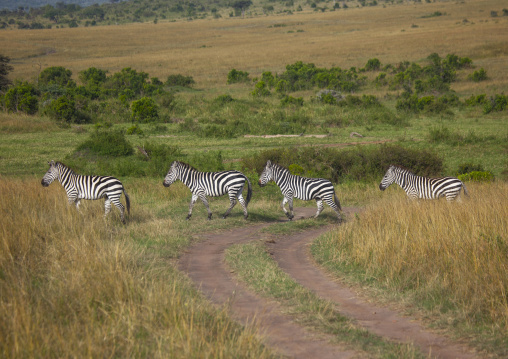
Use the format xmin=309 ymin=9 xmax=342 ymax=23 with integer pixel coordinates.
xmin=110 ymin=198 xmax=126 ymax=224
xmin=70 ymin=198 xmax=81 ymax=211
xmin=315 ymin=199 xmax=324 ymax=218
xmin=282 ymin=196 xmax=294 ymax=220
xmin=238 ymin=194 xmax=248 ymax=219
xmin=324 ymin=197 xmax=342 ymax=221
xmin=198 ymin=193 xmax=213 ymax=220
xmin=222 ymin=194 xmax=237 ymax=219
xmin=186 ymin=194 xmax=199 ymax=220
xmin=104 ymin=198 xmax=112 ymax=217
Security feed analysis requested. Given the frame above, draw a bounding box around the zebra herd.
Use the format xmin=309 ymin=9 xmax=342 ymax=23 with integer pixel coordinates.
xmin=41 ymin=160 xmax=469 ymax=223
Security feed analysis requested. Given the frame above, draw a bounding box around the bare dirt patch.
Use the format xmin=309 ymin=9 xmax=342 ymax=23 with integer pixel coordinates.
xmin=178 ymin=207 xmax=479 ymax=358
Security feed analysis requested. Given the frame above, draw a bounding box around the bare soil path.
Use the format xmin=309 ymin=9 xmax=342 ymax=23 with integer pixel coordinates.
xmin=178 ymin=207 xmax=478 ymax=359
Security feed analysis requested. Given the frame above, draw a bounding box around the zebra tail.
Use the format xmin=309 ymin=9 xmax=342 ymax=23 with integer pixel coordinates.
xmin=334 ymin=192 xmax=342 ymax=211
xmin=124 ymin=188 xmax=131 ymax=214
xmin=245 ymin=177 xmax=253 ymax=207
xmin=462 ymin=182 xmax=470 ymax=197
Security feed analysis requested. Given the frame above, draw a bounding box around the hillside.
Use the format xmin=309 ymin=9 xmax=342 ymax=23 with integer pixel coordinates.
xmin=0 ymin=0 xmax=117 ymax=11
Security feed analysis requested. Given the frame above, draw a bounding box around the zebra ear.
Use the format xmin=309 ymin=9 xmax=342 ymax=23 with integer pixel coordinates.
xmin=266 ymin=160 xmax=272 ymax=167
xmin=48 ymin=160 xmax=55 ymax=166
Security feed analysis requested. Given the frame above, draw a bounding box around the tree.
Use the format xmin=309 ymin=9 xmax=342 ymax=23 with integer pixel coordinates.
xmin=4 ymin=82 xmax=39 ymax=114
xmin=231 ymin=0 xmax=252 ymax=17
xmin=39 ymin=66 xmax=75 ymax=88
xmin=0 ymin=54 xmax=13 ymax=94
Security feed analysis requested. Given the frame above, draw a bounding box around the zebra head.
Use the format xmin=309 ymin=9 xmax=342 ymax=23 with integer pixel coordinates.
xmin=258 ymin=160 xmax=273 ymax=187
xmin=163 ymin=161 xmax=179 ymax=187
xmin=379 ymin=165 xmax=397 ymax=191
xmin=41 ymin=160 xmax=59 ymax=187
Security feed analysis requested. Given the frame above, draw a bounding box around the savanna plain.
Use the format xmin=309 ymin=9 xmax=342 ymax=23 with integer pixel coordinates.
xmin=1 ymin=0 xmax=507 ymax=357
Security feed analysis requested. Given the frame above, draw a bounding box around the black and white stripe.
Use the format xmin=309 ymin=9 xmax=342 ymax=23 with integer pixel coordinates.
xmin=258 ymin=160 xmax=342 ymax=221
xmin=41 ymin=161 xmax=130 ymax=223
xmin=379 ymin=165 xmax=469 ymax=201
xmin=163 ymin=161 xmax=252 ymax=220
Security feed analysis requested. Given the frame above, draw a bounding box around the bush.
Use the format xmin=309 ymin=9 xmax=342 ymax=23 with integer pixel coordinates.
xmin=76 ymin=129 xmax=134 ymax=157
xmin=364 ymin=58 xmax=381 ymax=71
xmin=139 ymin=141 xmax=182 ymax=176
xmin=39 ymin=66 xmax=75 ymax=88
xmin=4 ymin=82 xmax=39 ymax=114
xmin=241 ymin=144 xmax=443 ymax=183
xmin=165 ymin=74 xmax=195 ymax=87
xmin=456 ymin=163 xmax=484 ymax=176
xmin=280 ymin=95 xmax=304 ymax=107
xmin=44 ymin=96 xmax=79 ymax=123
xmin=458 ymin=171 xmax=494 ymax=182
xmin=131 ymin=97 xmax=159 ymax=123
xmin=469 ymin=68 xmax=488 ymax=82
xmin=251 ymin=81 xmax=270 ymax=97
xmin=483 ymin=94 xmax=508 ymax=114
xmin=227 ymin=69 xmax=250 ymax=84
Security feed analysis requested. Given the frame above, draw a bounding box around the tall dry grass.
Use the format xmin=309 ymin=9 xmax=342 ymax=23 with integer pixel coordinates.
xmin=0 ymin=177 xmax=274 ymax=358
xmin=314 ymin=182 xmax=508 ymax=333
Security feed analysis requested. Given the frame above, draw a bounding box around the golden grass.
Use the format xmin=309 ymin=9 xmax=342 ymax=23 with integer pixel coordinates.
xmin=315 ymin=181 xmax=508 ymax=333
xmin=2 ymin=0 xmax=507 ymax=94
xmin=0 ymin=177 xmax=275 ymax=358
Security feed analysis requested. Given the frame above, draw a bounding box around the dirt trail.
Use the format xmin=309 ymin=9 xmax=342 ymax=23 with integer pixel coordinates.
xmin=178 ymin=207 xmax=478 ymax=359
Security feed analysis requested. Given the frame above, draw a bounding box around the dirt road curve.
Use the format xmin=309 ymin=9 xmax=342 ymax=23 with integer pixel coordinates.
xmin=178 ymin=207 xmax=478 ymax=359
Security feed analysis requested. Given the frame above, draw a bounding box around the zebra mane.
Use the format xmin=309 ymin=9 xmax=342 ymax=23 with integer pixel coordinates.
xmin=270 ymin=162 xmax=290 ymax=173
xmin=173 ymin=160 xmax=198 ymax=172
xmin=54 ymin=161 xmax=76 ymax=174
xmin=390 ymin=164 xmax=414 ymax=173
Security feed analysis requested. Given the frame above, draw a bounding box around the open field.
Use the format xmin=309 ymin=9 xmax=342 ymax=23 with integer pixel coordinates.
xmin=2 ymin=0 xmax=508 ymax=94
xmin=1 ymin=0 xmax=507 ymax=357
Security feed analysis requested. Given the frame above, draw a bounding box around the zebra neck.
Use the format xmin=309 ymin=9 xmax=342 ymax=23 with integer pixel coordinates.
xmin=272 ymin=167 xmax=292 ymax=186
xmin=178 ymin=167 xmax=197 ymax=186
xmin=395 ymin=170 xmax=418 ymax=189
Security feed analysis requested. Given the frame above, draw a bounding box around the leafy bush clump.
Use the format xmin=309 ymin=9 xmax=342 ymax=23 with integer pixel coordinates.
xmin=44 ymin=95 xmax=91 ymax=124
xmin=483 ymin=94 xmax=508 ymax=114
xmin=4 ymin=82 xmax=39 ymax=114
xmin=396 ymin=92 xmax=458 ymax=114
xmin=139 ymin=141 xmax=182 ymax=176
xmin=280 ymin=95 xmax=304 ymax=107
xmin=241 ymin=144 xmax=443 ymax=183
xmin=131 ymin=97 xmax=159 ymax=123
xmin=469 ymin=68 xmax=488 ymax=82
xmin=456 ymin=162 xmax=484 ymax=176
xmin=165 ymin=74 xmax=195 ymax=88
xmin=458 ymin=171 xmax=494 ymax=182
xmin=227 ymin=69 xmax=250 ymax=84
xmin=76 ymin=129 xmax=134 ymax=157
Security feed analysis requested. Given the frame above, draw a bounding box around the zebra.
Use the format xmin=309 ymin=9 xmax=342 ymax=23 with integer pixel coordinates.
xmin=162 ymin=161 xmax=252 ymax=220
xmin=379 ymin=164 xmax=469 ymax=201
xmin=258 ymin=160 xmax=342 ymax=221
xmin=41 ymin=161 xmax=130 ymax=223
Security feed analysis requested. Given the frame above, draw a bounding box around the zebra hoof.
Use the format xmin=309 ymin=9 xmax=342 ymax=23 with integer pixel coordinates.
xmin=208 ymin=214 xmax=212 ymax=220
xmin=186 ymin=215 xmax=191 ymax=220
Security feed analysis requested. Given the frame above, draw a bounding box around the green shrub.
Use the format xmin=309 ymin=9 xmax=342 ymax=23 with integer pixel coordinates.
xmin=364 ymin=58 xmax=381 ymax=71
xmin=126 ymin=124 xmax=144 ymax=135
xmin=251 ymin=81 xmax=271 ymax=97
xmin=76 ymin=128 xmax=134 ymax=157
xmin=165 ymin=74 xmax=195 ymax=87
xmin=139 ymin=141 xmax=182 ymax=176
xmin=44 ymin=96 xmax=78 ymax=123
xmin=469 ymin=68 xmax=488 ymax=82
xmin=483 ymin=94 xmax=508 ymax=114
xmin=465 ymin=94 xmax=487 ymax=107
xmin=280 ymin=95 xmax=304 ymax=107
xmin=241 ymin=144 xmax=442 ymax=183
xmin=131 ymin=97 xmax=159 ymax=123
xmin=4 ymin=82 xmax=39 ymax=114
xmin=227 ymin=69 xmax=250 ymax=84
xmin=456 ymin=163 xmax=484 ymax=176
xmin=458 ymin=171 xmax=494 ymax=182
xmin=38 ymin=66 xmax=76 ymax=88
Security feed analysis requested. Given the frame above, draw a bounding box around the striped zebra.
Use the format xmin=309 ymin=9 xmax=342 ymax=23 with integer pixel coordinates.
xmin=41 ymin=161 xmax=130 ymax=223
xmin=379 ymin=165 xmax=469 ymax=201
xmin=258 ymin=160 xmax=342 ymax=221
xmin=163 ymin=161 xmax=252 ymax=220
